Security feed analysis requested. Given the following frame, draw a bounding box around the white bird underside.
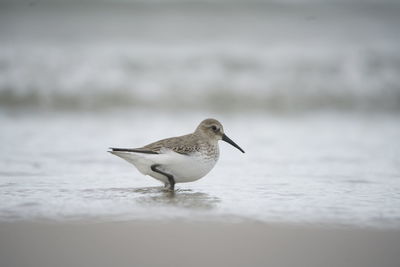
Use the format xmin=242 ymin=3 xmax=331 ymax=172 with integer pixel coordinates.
xmin=110 ymin=149 xmax=218 ymax=184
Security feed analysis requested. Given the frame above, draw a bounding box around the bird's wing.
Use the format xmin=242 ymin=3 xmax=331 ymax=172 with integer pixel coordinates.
xmin=141 ymin=134 xmax=200 ymax=155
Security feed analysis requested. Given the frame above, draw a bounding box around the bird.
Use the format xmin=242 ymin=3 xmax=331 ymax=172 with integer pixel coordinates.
xmin=109 ymin=118 xmax=245 ymax=190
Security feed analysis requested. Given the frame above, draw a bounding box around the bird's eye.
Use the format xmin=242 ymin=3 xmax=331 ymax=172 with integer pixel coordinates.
xmin=211 ymin=125 xmax=218 ymax=131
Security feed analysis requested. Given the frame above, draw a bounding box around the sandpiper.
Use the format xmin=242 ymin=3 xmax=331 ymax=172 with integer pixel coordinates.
xmin=109 ymin=118 xmax=245 ymax=190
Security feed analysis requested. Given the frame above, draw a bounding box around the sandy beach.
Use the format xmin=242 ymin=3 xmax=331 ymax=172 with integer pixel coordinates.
xmin=1 ymin=221 xmax=399 ymax=267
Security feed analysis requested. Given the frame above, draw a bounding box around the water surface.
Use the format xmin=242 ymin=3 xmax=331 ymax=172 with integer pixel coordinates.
xmin=1 ymin=0 xmax=399 ymax=228
xmin=1 ymin=111 xmax=399 ymax=228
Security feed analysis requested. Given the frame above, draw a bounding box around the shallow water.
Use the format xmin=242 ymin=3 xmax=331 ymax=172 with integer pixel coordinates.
xmin=0 ymin=111 xmax=399 ymax=228
xmin=1 ymin=1 xmax=400 ymax=228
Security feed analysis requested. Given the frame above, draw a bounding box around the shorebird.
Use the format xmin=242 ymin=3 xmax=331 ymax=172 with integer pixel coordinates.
xmin=109 ymin=118 xmax=245 ymax=190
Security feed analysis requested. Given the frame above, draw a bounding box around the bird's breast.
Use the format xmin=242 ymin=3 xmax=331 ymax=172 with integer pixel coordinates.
xmin=173 ymin=153 xmax=218 ymax=183
xmin=162 ymin=145 xmax=219 ymax=183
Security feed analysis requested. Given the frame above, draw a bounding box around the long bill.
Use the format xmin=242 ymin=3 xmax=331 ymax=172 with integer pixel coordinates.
xmin=222 ymin=134 xmax=245 ymax=153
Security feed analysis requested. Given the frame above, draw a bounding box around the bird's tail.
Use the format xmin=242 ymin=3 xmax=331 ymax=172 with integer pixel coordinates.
xmin=108 ymin=147 xmax=158 ymax=154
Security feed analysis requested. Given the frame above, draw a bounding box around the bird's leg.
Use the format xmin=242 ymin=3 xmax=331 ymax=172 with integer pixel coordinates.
xmin=151 ymin=164 xmax=175 ymax=191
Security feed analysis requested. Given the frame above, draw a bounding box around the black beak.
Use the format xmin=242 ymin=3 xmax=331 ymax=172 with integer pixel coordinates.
xmin=222 ymin=134 xmax=245 ymax=153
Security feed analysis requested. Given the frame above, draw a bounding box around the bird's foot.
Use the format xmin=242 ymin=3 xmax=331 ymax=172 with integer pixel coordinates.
xmin=162 ymin=183 xmax=175 ymax=192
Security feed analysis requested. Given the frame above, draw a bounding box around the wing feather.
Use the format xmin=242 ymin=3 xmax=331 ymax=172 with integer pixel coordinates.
xmin=142 ymin=133 xmax=200 ymax=155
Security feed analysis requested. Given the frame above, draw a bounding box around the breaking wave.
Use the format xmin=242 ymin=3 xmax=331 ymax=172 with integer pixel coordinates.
xmin=1 ymin=44 xmax=399 ymax=112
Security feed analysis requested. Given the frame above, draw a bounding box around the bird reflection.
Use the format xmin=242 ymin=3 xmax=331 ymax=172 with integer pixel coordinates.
xmin=110 ymin=187 xmax=220 ymax=210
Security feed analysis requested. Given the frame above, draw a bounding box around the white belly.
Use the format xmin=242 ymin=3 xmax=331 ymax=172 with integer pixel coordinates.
xmin=157 ymin=152 xmax=218 ymax=183
xmin=111 ymin=149 xmax=219 ymax=184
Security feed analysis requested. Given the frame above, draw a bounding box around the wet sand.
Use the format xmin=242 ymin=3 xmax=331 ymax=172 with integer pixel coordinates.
xmin=1 ymin=221 xmax=399 ymax=267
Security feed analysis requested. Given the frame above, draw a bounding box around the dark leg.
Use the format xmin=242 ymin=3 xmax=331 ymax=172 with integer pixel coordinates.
xmin=151 ymin=164 xmax=175 ymax=190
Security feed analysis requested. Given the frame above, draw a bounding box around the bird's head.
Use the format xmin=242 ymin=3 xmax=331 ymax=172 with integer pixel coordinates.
xmin=195 ymin=118 xmax=245 ymax=153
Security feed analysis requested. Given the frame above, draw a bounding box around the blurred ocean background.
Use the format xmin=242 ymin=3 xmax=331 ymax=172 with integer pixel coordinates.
xmin=0 ymin=0 xmax=399 ymax=228
xmin=1 ymin=0 xmax=400 ymax=112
